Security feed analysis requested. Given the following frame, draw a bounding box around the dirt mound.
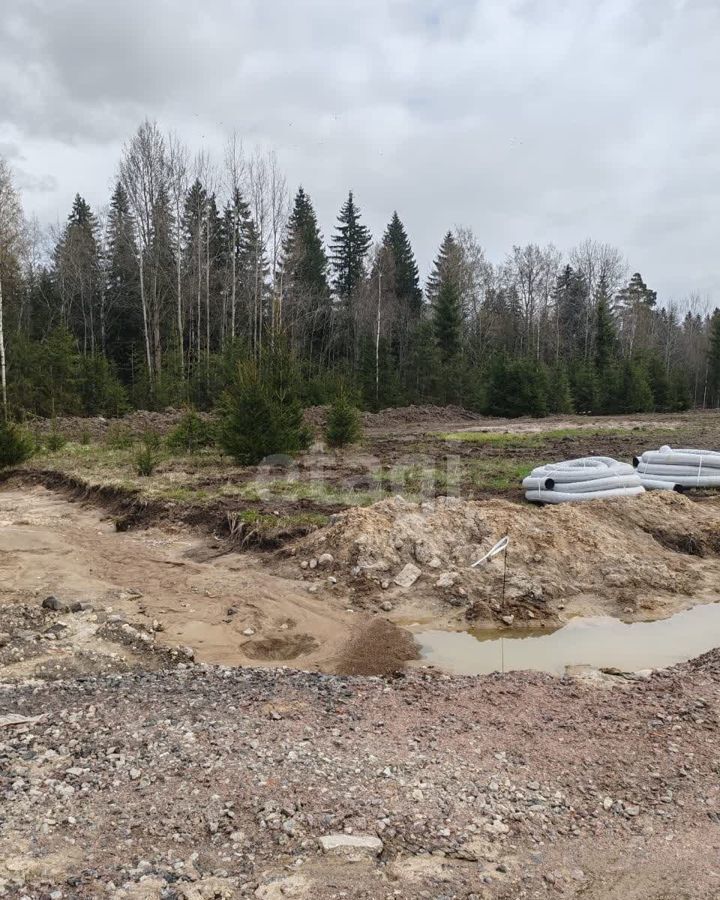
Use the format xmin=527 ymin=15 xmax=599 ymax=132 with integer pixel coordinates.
xmin=30 ymin=408 xmax=211 ymax=441
xmin=334 ymin=617 xmax=420 ymax=675
xmin=304 ymin=403 xmax=479 ymax=431
xmin=292 ymin=492 xmax=720 ymax=622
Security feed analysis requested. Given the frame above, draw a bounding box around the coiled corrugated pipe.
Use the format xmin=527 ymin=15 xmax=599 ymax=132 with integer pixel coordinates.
xmin=522 ymin=457 xmax=645 ymax=504
xmin=634 ymin=445 xmax=720 ymax=489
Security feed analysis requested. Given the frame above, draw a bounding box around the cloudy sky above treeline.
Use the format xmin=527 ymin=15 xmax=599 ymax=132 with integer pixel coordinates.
xmin=1 ymin=0 xmax=718 ymax=305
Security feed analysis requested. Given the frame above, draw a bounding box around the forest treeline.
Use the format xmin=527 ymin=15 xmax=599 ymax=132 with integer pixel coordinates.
xmin=1 ymin=119 xmax=720 ymax=422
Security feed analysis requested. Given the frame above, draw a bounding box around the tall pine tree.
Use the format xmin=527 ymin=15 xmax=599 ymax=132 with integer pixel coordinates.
xmin=382 ymin=212 xmax=422 ymax=318
xmin=330 ymin=191 xmax=371 ymax=301
xmin=282 ymin=187 xmax=331 ymax=360
xmin=426 ymin=231 xmax=461 ymax=304
xmin=53 ymin=194 xmax=102 ymax=354
xmin=594 ymin=274 xmax=617 ymax=372
xmin=330 ymin=191 xmax=371 ymax=365
xmin=429 ymin=234 xmax=463 ymax=362
xmin=105 ymin=182 xmax=140 ymax=383
xmin=707 ymin=309 xmax=720 ymax=407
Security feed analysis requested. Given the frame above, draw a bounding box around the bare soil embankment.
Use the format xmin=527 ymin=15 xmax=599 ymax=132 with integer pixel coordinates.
xmin=288 ymin=491 xmax=720 ymax=629
xmin=2 ymin=484 xmax=720 ymax=682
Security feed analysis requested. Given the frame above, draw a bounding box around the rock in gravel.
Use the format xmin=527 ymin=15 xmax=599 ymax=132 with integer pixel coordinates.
xmin=435 ymin=572 xmax=457 ymax=589
xmin=317 ymin=552 xmax=334 ymax=568
xmin=242 ymin=628 xmax=256 ymax=636
xmin=42 ymin=596 xmax=68 ymax=612
xmin=394 ymin=563 xmax=422 ymax=589
xmin=70 ymin=601 xmax=92 ymax=612
xmin=318 ymin=833 xmax=383 ymax=857
xmin=501 ymin=614 xmax=515 ymax=626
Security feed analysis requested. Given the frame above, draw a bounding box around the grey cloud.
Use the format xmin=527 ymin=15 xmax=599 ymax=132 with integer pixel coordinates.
xmin=14 ymin=170 xmax=58 ymax=193
xmin=0 ymin=141 xmax=23 ymax=160
xmin=0 ymin=0 xmax=718 ymax=303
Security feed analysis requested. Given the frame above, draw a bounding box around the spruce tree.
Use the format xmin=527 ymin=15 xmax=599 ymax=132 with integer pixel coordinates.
xmin=426 ymin=231 xmax=461 ymax=304
xmin=0 ymin=418 xmax=33 ymax=469
xmin=218 ymin=362 xmax=277 ymax=466
xmin=646 ymin=354 xmax=671 ymax=412
xmin=708 ymin=310 xmax=720 ymax=406
xmin=326 ymin=390 xmax=362 ymax=448
xmin=282 ymin=187 xmax=331 ymax=358
xmin=594 ymin=276 xmax=617 ymax=371
xmin=547 ymin=363 xmax=574 ymax=414
xmin=53 ymin=194 xmax=102 ymax=354
xmin=382 ymin=212 xmax=422 ymax=317
xmin=222 ymin=188 xmax=260 ymax=339
xmin=105 ymin=182 xmax=141 ymax=382
xmin=569 ymin=360 xmax=599 ymax=414
xmin=485 ymin=355 xmax=548 ymax=418
xmin=218 ymin=345 xmax=310 ymax=466
xmin=620 ymin=360 xmax=654 ymax=413
xmin=432 ymin=281 xmax=463 ymax=362
xmin=669 ymin=368 xmax=692 ymax=411
xmin=554 ymin=265 xmax=588 ymax=358
xmin=330 ymin=191 xmax=371 ymax=300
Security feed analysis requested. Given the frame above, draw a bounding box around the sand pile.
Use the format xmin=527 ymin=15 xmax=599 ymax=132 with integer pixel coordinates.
xmin=294 ymin=492 xmax=720 ymax=620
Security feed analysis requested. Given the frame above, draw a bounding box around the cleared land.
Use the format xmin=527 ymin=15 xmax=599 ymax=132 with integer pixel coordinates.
xmin=1 ymin=407 xmax=720 ymax=898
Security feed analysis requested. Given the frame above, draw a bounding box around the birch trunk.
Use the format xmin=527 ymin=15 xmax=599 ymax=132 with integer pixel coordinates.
xmin=205 ymin=215 xmax=211 ymax=384
xmin=176 ymin=239 xmax=183 ymax=376
xmin=230 ymin=223 xmax=236 ymax=340
xmin=375 ymin=271 xmax=381 ymax=404
xmin=0 ymin=276 xmax=7 ymax=420
xmin=196 ymin=230 xmax=202 ymax=367
xmin=139 ymin=257 xmax=153 ymax=388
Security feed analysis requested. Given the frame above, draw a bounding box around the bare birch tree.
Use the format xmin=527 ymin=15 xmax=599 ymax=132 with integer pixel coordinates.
xmin=267 ymin=150 xmax=288 ymax=335
xmin=0 ymin=158 xmax=26 ymax=419
xmin=167 ymin=132 xmax=190 ymax=375
xmin=248 ymin=151 xmax=270 ymax=355
xmin=569 ymin=239 xmax=627 ymax=358
xmin=224 ymin=133 xmax=246 ymax=345
xmin=119 ymin=119 xmax=168 ymax=390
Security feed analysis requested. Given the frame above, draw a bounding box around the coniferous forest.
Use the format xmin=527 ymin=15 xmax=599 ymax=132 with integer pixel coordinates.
xmin=1 ymin=119 xmax=720 ymax=424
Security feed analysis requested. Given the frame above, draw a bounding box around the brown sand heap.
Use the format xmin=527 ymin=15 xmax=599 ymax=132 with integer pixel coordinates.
xmin=294 ymin=492 xmax=720 ymax=620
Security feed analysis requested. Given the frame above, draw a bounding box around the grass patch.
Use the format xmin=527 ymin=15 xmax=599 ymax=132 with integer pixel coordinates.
xmin=465 ymin=458 xmax=539 ymax=490
xmin=439 ymin=425 xmax=652 ymax=447
xmin=230 ymin=508 xmax=329 ymax=546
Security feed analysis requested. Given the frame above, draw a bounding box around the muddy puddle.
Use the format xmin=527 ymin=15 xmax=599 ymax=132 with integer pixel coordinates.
xmin=414 ymin=602 xmax=720 ymax=675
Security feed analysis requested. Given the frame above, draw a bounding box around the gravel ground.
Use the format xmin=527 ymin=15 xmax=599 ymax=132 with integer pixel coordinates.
xmin=2 ymin=651 xmax=720 ymax=899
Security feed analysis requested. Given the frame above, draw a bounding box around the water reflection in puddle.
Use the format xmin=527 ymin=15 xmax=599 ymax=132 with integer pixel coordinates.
xmin=414 ymin=602 xmax=720 ymax=675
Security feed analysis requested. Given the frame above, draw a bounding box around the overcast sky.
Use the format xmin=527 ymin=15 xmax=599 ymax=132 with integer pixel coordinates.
xmin=1 ymin=0 xmax=718 ymax=305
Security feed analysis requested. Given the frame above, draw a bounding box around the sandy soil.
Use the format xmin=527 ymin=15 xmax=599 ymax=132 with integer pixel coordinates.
xmin=3 ymin=484 xmax=720 ymax=683
xmin=0 ymin=486 xmax=405 ymax=677
xmin=289 ymin=491 xmax=720 ymax=628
